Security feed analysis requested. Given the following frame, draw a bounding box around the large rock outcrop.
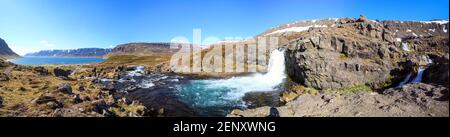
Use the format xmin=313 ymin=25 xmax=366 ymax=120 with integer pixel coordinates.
xmin=228 ymin=83 xmax=448 ymax=117
xmin=283 ymin=17 xmax=448 ymax=90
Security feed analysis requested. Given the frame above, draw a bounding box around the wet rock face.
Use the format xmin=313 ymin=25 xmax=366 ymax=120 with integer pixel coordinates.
xmin=423 ymin=55 xmax=449 ymax=88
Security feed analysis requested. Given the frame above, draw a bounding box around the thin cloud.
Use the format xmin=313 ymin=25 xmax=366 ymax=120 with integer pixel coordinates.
xmin=39 ymin=40 xmax=55 ymax=47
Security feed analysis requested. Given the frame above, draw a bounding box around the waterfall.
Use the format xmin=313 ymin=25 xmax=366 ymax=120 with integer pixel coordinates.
xmin=411 ymin=67 xmax=425 ymax=83
xmin=396 ymin=73 xmax=412 ymax=88
xmin=177 ymin=49 xmax=287 ymax=108
xmin=396 ymin=55 xmax=432 ymax=87
xmin=207 ymin=49 xmax=287 ymax=97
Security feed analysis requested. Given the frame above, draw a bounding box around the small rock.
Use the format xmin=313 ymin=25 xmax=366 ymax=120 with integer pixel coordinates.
xmin=356 ymin=15 xmax=367 ymax=22
xmin=18 ymin=87 xmax=27 ymax=91
xmin=31 ymin=95 xmax=56 ymax=104
xmin=92 ymin=100 xmax=109 ymax=113
xmin=52 ymin=108 xmax=64 ymax=117
xmin=81 ymin=95 xmax=91 ymax=102
xmin=0 ymin=96 xmax=3 ymax=108
xmin=33 ymin=66 xmax=49 ymax=76
xmin=0 ymin=73 xmax=9 ymax=81
xmin=102 ymin=109 xmax=115 ymax=117
xmin=106 ymin=95 xmax=116 ymax=106
xmin=78 ymin=85 xmax=85 ymax=91
xmin=157 ymin=108 xmax=165 ymax=117
xmin=46 ymin=101 xmax=62 ymax=109
xmin=53 ymin=67 xmax=72 ymax=78
xmin=56 ymin=83 xmax=73 ymax=94
xmin=72 ymin=94 xmax=82 ymax=104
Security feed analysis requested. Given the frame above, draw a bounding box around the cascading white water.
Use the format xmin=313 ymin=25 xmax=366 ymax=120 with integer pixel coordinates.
xmin=397 ymin=55 xmax=433 ymax=87
xmin=224 ymin=49 xmax=284 ymax=93
xmin=177 ymin=49 xmax=287 ymax=108
xmin=411 ymin=67 xmax=425 ymax=83
xmin=198 ymin=49 xmax=286 ymax=99
xmin=396 ymin=73 xmax=412 ymax=88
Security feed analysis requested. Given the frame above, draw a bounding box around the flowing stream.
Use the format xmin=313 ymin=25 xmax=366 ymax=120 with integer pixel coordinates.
xmin=107 ymin=49 xmax=287 ymax=116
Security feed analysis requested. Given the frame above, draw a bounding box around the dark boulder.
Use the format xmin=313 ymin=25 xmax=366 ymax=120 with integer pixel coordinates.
xmin=423 ymin=55 xmax=449 ymax=88
xmin=0 ymin=96 xmax=3 ymax=108
xmin=0 ymin=73 xmax=9 ymax=81
xmin=356 ymin=15 xmax=367 ymax=22
xmin=53 ymin=67 xmax=72 ymax=78
xmin=31 ymin=95 xmax=57 ymax=104
xmin=33 ymin=66 xmax=49 ymax=76
xmin=56 ymin=83 xmax=73 ymax=94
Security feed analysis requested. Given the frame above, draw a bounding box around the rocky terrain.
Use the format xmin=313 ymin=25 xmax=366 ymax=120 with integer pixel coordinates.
xmin=0 ymin=37 xmax=20 ymax=60
xmin=228 ymin=16 xmax=449 ymax=117
xmin=1 ymin=16 xmax=448 ymax=117
xmin=0 ymin=61 xmax=156 ymax=117
xmin=228 ymin=83 xmax=448 ymax=117
xmin=25 ymin=48 xmax=111 ymax=58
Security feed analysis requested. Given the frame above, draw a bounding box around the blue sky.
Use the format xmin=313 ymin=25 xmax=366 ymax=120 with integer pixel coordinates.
xmin=0 ymin=0 xmax=448 ymax=55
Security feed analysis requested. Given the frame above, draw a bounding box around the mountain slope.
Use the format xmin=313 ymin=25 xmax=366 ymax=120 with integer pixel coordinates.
xmin=0 ymin=38 xmax=20 ymax=60
xmin=25 ymin=48 xmax=112 ymax=57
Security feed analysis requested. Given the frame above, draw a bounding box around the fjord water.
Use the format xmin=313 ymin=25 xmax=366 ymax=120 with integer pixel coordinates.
xmin=10 ymin=57 xmax=104 ymax=65
xmin=176 ymin=49 xmax=287 ymax=115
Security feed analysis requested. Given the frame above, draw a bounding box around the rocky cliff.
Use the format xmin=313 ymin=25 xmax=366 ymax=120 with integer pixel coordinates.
xmin=0 ymin=38 xmax=20 ymax=60
xmin=279 ymin=16 xmax=448 ymax=90
xmin=25 ymin=48 xmax=111 ymax=58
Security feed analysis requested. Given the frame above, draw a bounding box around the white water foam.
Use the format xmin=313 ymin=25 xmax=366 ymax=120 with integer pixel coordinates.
xmin=178 ymin=49 xmax=287 ymax=107
xmin=127 ymin=66 xmax=145 ymax=76
xmin=397 ymin=55 xmax=432 ymax=87
xmin=206 ymin=49 xmax=286 ymax=99
xmin=396 ymin=73 xmax=412 ymax=88
xmin=411 ymin=67 xmax=425 ymax=84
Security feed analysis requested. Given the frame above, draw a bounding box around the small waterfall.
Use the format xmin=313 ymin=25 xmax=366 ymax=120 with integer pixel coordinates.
xmin=396 ymin=73 xmax=412 ymax=88
xmin=205 ymin=49 xmax=287 ymax=98
xmin=397 ymin=55 xmax=432 ymax=87
xmin=411 ymin=67 xmax=425 ymax=83
xmin=177 ymin=49 xmax=287 ymax=109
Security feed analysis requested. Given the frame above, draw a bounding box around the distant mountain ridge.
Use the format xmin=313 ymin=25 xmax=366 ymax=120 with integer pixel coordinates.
xmin=104 ymin=42 xmax=179 ymax=58
xmin=25 ymin=48 xmax=112 ymax=57
xmin=0 ymin=37 xmax=21 ymax=60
